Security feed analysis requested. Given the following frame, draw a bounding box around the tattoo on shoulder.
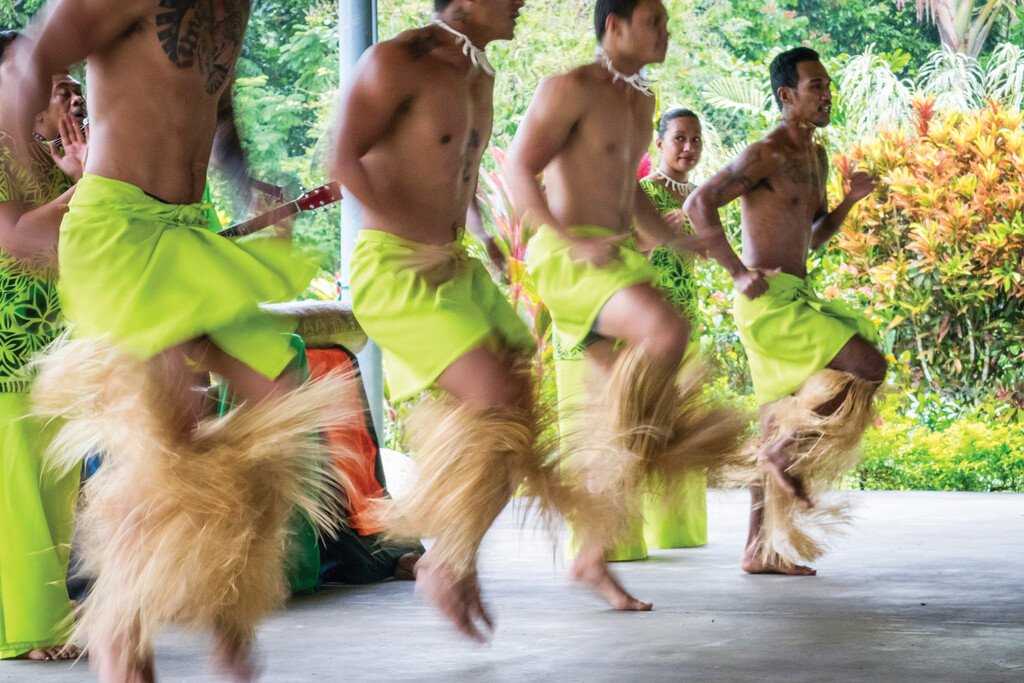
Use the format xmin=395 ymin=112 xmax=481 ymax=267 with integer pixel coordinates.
xmin=406 ymin=31 xmax=438 ymax=60
xmin=156 ymin=1 xmax=248 ymax=95
xmin=725 ymin=170 xmax=766 ymax=197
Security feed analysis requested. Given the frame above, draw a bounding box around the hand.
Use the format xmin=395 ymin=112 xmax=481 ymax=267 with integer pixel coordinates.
xmin=569 ymin=233 xmax=625 ymax=267
xmin=733 ymin=268 xmax=770 ymax=299
xmin=845 ymin=171 xmax=877 ymax=203
xmin=664 ymin=208 xmax=688 ymax=232
xmin=50 ymin=113 xmax=88 ymax=181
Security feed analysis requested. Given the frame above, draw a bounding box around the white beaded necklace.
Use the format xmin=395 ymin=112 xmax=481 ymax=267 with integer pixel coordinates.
xmin=432 ymin=18 xmax=495 ymax=77
xmin=653 ymin=168 xmax=694 ymax=197
xmin=596 ymin=47 xmax=654 ymax=97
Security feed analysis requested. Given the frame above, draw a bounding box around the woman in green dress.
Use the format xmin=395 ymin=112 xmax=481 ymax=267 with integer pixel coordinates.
xmin=626 ymin=108 xmax=709 ymax=556
xmin=0 ymin=32 xmax=87 ymax=662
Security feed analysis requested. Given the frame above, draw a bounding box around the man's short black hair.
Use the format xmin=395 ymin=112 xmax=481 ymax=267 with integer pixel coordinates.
xmin=594 ymin=0 xmax=641 ymax=42
xmin=770 ymin=47 xmax=820 ymax=110
xmin=0 ymin=30 xmax=20 ymax=65
xmin=657 ymin=108 xmax=699 ymax=137
xmin=434 ymin=0 xmax=455 ymax=11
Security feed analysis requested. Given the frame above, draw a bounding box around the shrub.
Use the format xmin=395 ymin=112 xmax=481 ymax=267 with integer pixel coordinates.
xmin=831 ymin=100 xmax=1024 ymax=408
xmin=857 ymin=396 xmax=1024 ymax=491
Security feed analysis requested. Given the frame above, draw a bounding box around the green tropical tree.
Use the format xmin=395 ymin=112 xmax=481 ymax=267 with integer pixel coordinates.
xmin=897 ymin=0 xmax=1022 ymax=56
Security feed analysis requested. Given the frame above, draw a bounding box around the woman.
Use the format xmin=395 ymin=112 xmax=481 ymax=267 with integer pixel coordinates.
xmin=625 ymin=107 xmax=709 ymax=556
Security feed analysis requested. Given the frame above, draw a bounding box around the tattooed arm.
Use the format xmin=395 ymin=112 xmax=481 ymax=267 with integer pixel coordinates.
xmin=10 ymin=0 xmax=150 ymax=150
xmin=685 ymin=141 xmax=779 ymax=298
xmin=810 ymin=145 xmax=876 ymax=250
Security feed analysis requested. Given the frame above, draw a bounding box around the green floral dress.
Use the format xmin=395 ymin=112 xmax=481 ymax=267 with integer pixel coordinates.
xmin=0 ymin=131 xmax=78 ymax=660
xmin=639 ymin=176 xmax=700 ymax=322
xmin=0 ymin=133 xmax=68 ymax=392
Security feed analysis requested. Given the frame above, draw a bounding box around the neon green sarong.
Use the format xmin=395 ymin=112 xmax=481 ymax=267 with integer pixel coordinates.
xmin=531 ymin=223 xmax=706 ymax=560
xmin=526 ymin=225 xmax=656 ymax=349
xmin=734 ymin=272 xmax=879 ymax=406
xmin=0 ymin=393 xmax=79 ymax=658
xmin=58 ymin=174 xmax=318 ymax=380
xmin=350 ymin=229 xmax=534 ymax=401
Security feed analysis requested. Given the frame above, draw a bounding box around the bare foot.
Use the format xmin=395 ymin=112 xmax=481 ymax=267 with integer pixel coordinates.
xmin=741 ymin=545 xmax=816 ymax=576
xmin=394 ymin=552 xmax=421 ymax=581
xmin=17 ymin=644 xmax=83 ymax=661
xmin=571 ymin=546 xmax=653 ymax=611
xmin=759 ymin=437 xmax=813 ymax=508
xmin=416 ymin=560 xmax=494 ymax=643
xmin=93 ymin=638 xmax=155 ymax=683
xmin=212 ymin=632 xmax=257 ymax=683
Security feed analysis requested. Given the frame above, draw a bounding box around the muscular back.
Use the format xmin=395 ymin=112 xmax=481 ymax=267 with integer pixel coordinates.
xmin=737 ymin=130 xmax=827 ymax=277
xmin=333 ymin=28 xmax=494 ymax=245
xmin=538 ymin=65 xmax=655 ymax=233
xmin=83 ymin=1 xmax=250 ymax=203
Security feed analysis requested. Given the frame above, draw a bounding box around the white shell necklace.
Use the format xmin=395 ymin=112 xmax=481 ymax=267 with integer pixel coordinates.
xmin=653 ymin=168 xmax=693 ymax=197
xmin=596 ymin=47 xmax=654 ymax=97
xmin=432 ymin=19 xmax=495 ymax=77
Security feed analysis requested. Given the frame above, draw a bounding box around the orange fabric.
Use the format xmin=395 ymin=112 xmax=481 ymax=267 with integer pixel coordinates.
xmin=306 ymin=348 xmax=384 ymax=536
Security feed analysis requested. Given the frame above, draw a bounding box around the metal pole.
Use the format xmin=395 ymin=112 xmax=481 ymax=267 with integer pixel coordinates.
xmin=339 ymin=0 xmax=384 ymax=436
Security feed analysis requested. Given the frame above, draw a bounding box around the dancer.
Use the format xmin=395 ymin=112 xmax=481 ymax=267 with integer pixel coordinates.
xmin=0 ymin=31 xmax=86 ymax=663
xmin=9 ymin=4 xmax=358 ymax=681
xmin=506 ymin=0 xmax=748 ymax=606
xmin=686 ymin=47 xmax=885 ymax=575
xmin=331 ymin=0 xmax=613 ymax=642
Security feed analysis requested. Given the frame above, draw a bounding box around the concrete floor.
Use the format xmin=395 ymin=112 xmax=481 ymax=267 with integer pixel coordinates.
xmin=5 ymin=490 xmax=1023 ymax=683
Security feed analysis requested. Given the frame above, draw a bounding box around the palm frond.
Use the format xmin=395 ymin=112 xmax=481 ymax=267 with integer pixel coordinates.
xmin=839 ymin=46 xmax=915 ymax=133
xmin=701 ymin=76 xmax=773 ymax=117
xmin=985 ymin=42 xmax=1024 ymax=110
xmin=917 ymin=47 xmax=985 ymax=110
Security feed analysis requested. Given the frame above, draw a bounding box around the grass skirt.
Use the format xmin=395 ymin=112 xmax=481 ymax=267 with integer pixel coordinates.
xmin=30 ymin=337 xmax=360 ymax=666
xmin=754 ymin=369 xmax=880 ymax=567
xmin=563 ymin=347 xmax=751 ymax=549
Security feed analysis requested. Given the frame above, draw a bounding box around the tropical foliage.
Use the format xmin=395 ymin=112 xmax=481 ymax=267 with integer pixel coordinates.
xmin=830 ymin=101 xmax=1024 ymax=406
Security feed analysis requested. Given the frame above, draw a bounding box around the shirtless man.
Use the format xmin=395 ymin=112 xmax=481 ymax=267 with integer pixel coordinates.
xmin=506 ymin=0 xmax=745 ymax=611
xmin=331 ymin=0 xmax=592 ymax=643
xmin=686 ymin=47 xmax=886 ymax=575
xmin=11 ymin=2 xmax=352 ymax=681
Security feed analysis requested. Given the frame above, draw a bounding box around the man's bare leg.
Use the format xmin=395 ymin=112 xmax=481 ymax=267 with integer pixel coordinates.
xmin=567 ymin=284 xmax=690 ymax=612
xmin=741 ymin=481 xmax=816 ymax=575
xmin=90 ymin=339 xmax=300 ymax=682
xmin=409 ymin=345 xmax=530 ymax=642
xmin=93 ymin=618 xmax=155 ymax=683
xmin=744 ymin=334 xmax=886 ymax=574
xmin=200 ymin=342 xmax=302 ymax=679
